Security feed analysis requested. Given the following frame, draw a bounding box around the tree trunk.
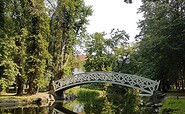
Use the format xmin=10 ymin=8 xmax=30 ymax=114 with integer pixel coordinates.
xmin=48 ymin=77 xmax=54 ymax=94
xmin=16 ymin=75 xmax=24 ymax=96
xmin=181 ymin=50 xmax=185 ymax=90
xmin=28 ymin=82 xmax=37 ymax=95
xmin=0 ymin=0 xmax=4 ymax=31
xmin=181 ymin=78 xmax=184 ymax=90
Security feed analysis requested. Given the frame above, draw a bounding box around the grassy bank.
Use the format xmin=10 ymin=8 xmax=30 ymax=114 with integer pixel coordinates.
xmin=0 ymin=93 xmax=52 ymax=108
xmin=66 ymin=86 xmax=105 ymax=98
xmin=160 ymin=97 xmax=185 ymax=114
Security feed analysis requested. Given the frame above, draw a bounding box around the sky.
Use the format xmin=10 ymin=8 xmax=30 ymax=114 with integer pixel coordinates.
xmin=84 ymin=0 xmax=143 ymax=42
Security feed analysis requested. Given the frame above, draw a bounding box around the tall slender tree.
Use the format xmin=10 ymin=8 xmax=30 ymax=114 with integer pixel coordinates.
xmin=0 ymin=0 xmax=20 ymax=92
xmin=11 ymin=0 xmax=29 ymax=95
xmin=25 ymin=0 xmax=50 ymax=94
xmin=49 ymin=0 xmax=92 ymax=79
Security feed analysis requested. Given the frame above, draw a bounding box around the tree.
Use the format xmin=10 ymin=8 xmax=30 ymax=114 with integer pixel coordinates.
xmin=25 ymin=0 xmax=51 ymax=94
xmin=0 ymin=0 xmax=92 ymax=95
xmin=84 ymin=29 xmax=131 ymax=72
xmin=12 ymin=0 xmax=29 ymax=95
xmin=14 ymin=29 xmax=28 ymax=95
xmin=137 ymin=0 xmax=185 ymax=90
xmin=85 ymin=32 xmax=108 ymax=71
xmin=0 ymin=0 xmax=4 ymax=33
xmin=107 ymin=29 xmax=130 ymax=73
xmin=0 ymin=0 xmax=19 ymax=92
xmin=49 ymin=0 xmax=92 ymax=79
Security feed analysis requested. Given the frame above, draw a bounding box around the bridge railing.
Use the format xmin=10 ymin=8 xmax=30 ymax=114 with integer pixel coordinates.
xmin=53 ymin=71 xmax=160 ymax=96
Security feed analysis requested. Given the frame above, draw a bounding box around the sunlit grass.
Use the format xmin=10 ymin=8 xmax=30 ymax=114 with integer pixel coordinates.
xmin=0 ymin=92 xmax=49 ymax=104
xmin=66 ymin=86 xmax=105 ymax=98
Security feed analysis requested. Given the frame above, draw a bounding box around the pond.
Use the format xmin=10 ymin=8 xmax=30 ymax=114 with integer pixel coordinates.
xmin=0 ymin=88 xmax=159 ymax=114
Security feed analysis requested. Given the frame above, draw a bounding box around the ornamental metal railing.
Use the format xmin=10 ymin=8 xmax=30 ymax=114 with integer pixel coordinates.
xmin=53 ymin=71 xmax=160 ymax=96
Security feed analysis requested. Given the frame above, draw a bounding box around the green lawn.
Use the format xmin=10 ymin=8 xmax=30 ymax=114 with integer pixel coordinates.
xmin=160 ymin=97 xmax=185 ymax=114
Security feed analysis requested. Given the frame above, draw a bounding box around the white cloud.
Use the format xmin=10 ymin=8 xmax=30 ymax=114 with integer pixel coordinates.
xmin=84 ymin=0 xmax=143 ymax=42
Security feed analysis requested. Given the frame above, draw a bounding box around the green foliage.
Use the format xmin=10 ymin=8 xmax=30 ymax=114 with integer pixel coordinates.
xmin=85 ymin=32 xmax=107 ymax=71
xmin=23 ymin=0 xmax=51 ymax=94
xmin=49 ymin=0 xmax=92 ymax=79
xmin=63 ymin=66 xmax=72 ymax=77
xmin=81 ymin=83 xmax=105 ymax=90
xmin=0 ymin=0 xmax=92 ymax=94
xmin=66 ymin=87 xmax=101 ymax=98
xmin=0 ymin=35 xmax=19 ymax=91
xmin=77 ymin=89 xmax=100 ymax=101
xmin=137 ymin=0 xmax=185 ymax=90
xmin=106 ymin=89 xmax=141 ymax=114
xmin=101 ymin=99 xmax=114 ymax=114
xmin=84 ymin=29 xmax=136 ymax=73
xmin=66 ymin=87 xmax=142 ymax=114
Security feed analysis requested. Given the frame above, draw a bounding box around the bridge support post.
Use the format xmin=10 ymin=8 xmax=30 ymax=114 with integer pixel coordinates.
xmin=55 ymin=90 xmax=64 ymax=100
xmin=150 ymin=91 xmax=166 ymax=103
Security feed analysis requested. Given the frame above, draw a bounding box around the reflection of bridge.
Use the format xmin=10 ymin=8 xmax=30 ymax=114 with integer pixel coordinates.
xmin=52 ymin=108 xmax=65 ymax=114
xmin=52 ymin=107 xmax=77 ymax=114
xmin=52 ymin=102 xmax=77 ymax=114
xmin=53 ymin=71 xmax=160 ymax=96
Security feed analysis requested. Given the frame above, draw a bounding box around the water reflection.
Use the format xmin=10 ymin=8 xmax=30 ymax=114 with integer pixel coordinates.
xmin=54 ymin=101 xmax=77 ymax=114
xmin=61 ymin=90 xmax=147 ymax=114
xmin=0 ymin=90 xmax=156 ymax=114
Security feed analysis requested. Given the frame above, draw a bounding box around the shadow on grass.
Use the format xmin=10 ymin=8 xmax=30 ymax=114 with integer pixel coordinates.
xmin=161 ymin=108 xmax=178 ymax=114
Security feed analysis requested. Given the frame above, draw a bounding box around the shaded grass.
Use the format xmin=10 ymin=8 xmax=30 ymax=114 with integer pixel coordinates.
xmin=161 ymin=98 xmax=185 ymax=114
xmin=165 ymin=90 xmax=185 ymax=97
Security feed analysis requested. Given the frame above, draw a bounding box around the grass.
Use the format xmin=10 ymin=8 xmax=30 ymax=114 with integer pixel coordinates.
xmin=160 ymin=97 xmax=185 ymax=114
xmin=65 ymin=86 xmax=105 ymax=97
xmin=0 ymin=92 xmax=49 ymax=106
xmin=165 ymin=90 xmax=185 ymax=97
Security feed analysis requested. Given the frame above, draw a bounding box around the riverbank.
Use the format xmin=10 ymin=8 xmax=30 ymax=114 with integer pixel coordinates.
xmin=0 ymin=93 xmax=55 ymax=108
xmin=160 ymin=91 xmax=185 ymax=114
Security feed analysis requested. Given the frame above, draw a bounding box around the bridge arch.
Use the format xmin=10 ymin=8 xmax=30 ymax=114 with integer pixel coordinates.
xmin=53 ymin=71 xmax=160 ymax=96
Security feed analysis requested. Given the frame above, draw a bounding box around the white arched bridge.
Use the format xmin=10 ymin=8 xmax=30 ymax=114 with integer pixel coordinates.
xmin=53 ymin=71 xmax=160 ymax=96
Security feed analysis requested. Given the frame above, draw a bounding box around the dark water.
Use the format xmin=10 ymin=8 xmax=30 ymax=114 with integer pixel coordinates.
xmin=0 ymin=91 xmax=157 ymax=114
